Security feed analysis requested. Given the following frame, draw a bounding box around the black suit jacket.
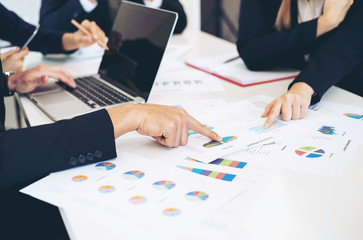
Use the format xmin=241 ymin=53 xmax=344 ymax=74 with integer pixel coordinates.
xmin=0 ymin=3 xmax=70 ymax=54
xmin=0 ymin=59 xmax=116 ymax=238
xmin=237 ymin=0 xmax=363 ymax=103
xmin=39 ymin=0 xmax=187 ymax=35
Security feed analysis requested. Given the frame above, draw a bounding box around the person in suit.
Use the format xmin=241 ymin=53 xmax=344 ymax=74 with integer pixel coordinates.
xmin=237 ymin=0 xmax=363 ymax=127
xmin=39 ymin=0 xmax=188 ymax=35
xmin=0 ymin=4 xmax=106 ymax=55
xmin=0 ymin=4 xmax=218 ymax=239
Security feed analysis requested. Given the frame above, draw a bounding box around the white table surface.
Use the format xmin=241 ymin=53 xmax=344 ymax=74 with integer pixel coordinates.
xmin=20 ymin=31 xmax=363 ymax=240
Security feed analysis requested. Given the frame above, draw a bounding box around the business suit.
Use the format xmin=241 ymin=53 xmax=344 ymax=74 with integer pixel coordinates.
xmin=39 ymin=0 xmax=187 ymax=35
xmin=0 ymin=64 xmax=116 ymax=238
xmin=237 ymin=0 xmax=363 ymax=104
xmin=0 ymin=4 xmax=70 ymax=54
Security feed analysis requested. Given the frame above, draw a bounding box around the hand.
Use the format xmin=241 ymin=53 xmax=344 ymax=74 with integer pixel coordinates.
xmin=317 ymin=0 xmax=354 ymax=37
xmin=0 ymin=47 xmax=29 ymax=72
xmin=107 ymin=104 xmax=222 ymax=147
xmin=262 ymin=82 xmax=314 ymax=127
xmin=7 ymin=65 xmax=75 ymax=93
xmin=62 ymin=20 xmax=106 ymax=51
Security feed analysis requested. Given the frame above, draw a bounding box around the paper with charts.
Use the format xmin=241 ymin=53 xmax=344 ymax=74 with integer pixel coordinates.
xmin=167 ymin=99 xmax=318 ymax=162
xmin=21 ymin=151 xmax=274 ymax=240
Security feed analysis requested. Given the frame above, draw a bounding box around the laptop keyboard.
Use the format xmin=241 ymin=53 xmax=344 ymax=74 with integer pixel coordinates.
xmin=60 ymin=76 xmax=133 ymax=108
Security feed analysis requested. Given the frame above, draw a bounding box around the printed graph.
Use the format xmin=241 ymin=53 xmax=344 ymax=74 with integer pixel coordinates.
xmin=129 ymin=196 xmax=147 ymax=205
xmin=209 ymin=158 xmax=247 ymax=169
xmin=95 ymin=162 xmax=116 ymax=171
xmin=122 ymin=170 xmax=145 ymax=180
xmin=249 ymin=120 xmax=287 ymax=134
xmin=295 ymin=146 xmax=325 ymax=158
xmin=163 ymin=208 xmax=181 ymax=217
xmin=188 ymin=125 xmax=214 ymax=136
xmin=152 ymin=180 xmax=176 ymax=190
xmin=318 ymin=126 xmax=336 ymax=135
xmin=185 ymin=191 xmax=209 ymax=202
xmin=177 ymin=166 xmax=236 ymax=182
xmin=343 ymin=113 xmax=363 ymax=119
xmin=98 ymin=185 xmax=116 ymax=194
xmin=203 ymin=136 xmax=238 ymax=148
xmin=72 ymin=175 xmax=88 ymax=182
xmin=185 ymin=156 xmax=204 ymax=163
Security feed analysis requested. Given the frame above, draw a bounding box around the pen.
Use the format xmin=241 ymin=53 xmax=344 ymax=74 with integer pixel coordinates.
xmin=223 ymin=56 xmax=240 ymax=64
xmin=71 ymin=19 xmax=109 ymax=51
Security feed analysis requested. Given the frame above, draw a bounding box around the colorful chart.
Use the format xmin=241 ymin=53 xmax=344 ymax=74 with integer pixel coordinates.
xmin=129 ymin=196 xmax=147 ymax=205
xmin=185 ymin=156 xmax=204 ymax=163
xmin=95 ymin=162 xmax=116 ymax=171
xmin=185 ymin=191 xmax=209 ymax=202
xmin=295 ymin=146 xmax=325 ymax=158
xmin=122 ymin=170 xmax=145 ymax=180
xmin=188 ymin=125 xmax=214 ymax=136
xmin=209 ymin=158 xmax=247 ymax=169
xmin=177 ymin=166 xmax=236 ymax=182
xmin=249 ymin=120 xmax=287 ymax=134
xmin=203 ymin=136 xmax=238 ymax=148
xmin=343 ymin=113 xmax=363 ymax=119
xmin=72 ymin=175 xmax=88 ymax=182
xmin=98 ymin=185 xmax=116 ymax=193
xmin=318 ymin=126 xmax=336 ymax=135
xmin=152 ymin=180 xmax=176 ymax=190
xmin=163 ymin=208 xmax=181 ymax=217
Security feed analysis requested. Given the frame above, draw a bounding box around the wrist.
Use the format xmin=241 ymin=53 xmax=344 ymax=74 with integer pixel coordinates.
xmin=62 ymin=33 xmax=78 ymax=51
xmin=317 ymin=14 xmax=337 ymax=37
xmin=4 ymin=72 xmax=17 ymax=95
xmin=107 ymin=104 xmax=139 ymax=139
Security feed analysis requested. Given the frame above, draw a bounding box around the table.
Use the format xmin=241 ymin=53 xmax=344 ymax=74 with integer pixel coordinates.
xmin=20 ymin=31 xmax=363 ymax=240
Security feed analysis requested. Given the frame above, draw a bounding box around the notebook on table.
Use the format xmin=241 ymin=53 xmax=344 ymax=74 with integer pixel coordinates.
xmin=185 ymin=51 xmax=299 ymax=87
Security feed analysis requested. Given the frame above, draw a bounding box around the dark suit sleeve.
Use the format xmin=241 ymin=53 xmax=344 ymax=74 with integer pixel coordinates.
xmin=237 ymin=0 xmax=318 ymax=70
xmin=0 ymin=109 xmax=117 ymax=190
xmin=161 ymin=0 xmax=187 ymax=34
xmin=40 ymin=0 xmax=87 ymax=32
xmin=290 ymin=1 xmax=363 ymax=102
xmin=0 ymin=3 xmax=66 ymax=54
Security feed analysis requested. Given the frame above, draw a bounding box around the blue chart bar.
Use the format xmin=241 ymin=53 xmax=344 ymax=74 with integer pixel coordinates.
xmin=177 ymin=166 xmax=236 ymax=182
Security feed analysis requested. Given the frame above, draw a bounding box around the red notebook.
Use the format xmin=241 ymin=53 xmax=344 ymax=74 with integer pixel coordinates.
xmin=185 ymin=53 xmax=299 ymax=87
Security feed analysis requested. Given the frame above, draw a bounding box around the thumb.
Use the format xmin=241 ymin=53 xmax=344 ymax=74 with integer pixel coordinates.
xmin=1 ymin=47 xmax=20 ymax=59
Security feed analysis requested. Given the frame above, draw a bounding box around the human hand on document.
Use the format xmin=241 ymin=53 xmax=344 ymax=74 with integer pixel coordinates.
xmin=262 ymin=82 xmax=314 ymax=127
xmin=107 ymin=104 xmax=222 ymax=147
xmin=7 ymin=65 xmax=76 ymax=93
xmin=0 ymin=47 xmax=29 ymax=72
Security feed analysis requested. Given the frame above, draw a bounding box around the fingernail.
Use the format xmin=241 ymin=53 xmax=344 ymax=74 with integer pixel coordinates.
xmin=216 ymin=135 xmax=223 ymax=141
xmin=93 ymin=34 xmax=98 ymax=39
xmin=264 ymin=123 xmax=270 ymax=128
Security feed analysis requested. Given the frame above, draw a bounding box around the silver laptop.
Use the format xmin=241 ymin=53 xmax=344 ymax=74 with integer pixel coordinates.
xmin=27 ymin=1 xmax=177 ymax=121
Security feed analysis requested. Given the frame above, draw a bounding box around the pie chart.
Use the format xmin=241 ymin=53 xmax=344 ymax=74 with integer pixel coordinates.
xmin=295 ymin=146 xmax=325 ymax=158
xmin=163 ymin=208 xmax=181 ymax=217
xmin=98 ymin=185 xmax=116 ymax=193
xmin=152 ymin=180 xmax=176 ymax=190
xmin=129 ymin=196 xmax=147 ymax=204
xmin=122 ymin=170 xmax=145 ymax=180
xmin=185 ymin=191 xmax=209 ymax=202
xmin=95 ymin=162 xmax=116 ymax=171
xmin=72 ymin=175 xmax=88 ymax=182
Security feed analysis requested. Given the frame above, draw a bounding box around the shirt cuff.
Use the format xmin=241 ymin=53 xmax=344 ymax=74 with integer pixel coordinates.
xmin=143 ymin=0 xmax=163 ymax=8
xmin=79 ymin=0 xmax=98 ymax=13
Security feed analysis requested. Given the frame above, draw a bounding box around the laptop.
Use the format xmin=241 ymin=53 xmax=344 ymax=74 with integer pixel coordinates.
xmin=27 ymin=1 xmax=178 ymax=121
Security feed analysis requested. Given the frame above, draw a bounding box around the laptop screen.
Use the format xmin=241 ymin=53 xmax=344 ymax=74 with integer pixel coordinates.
xmin=98 ymin=2 xmax=177 ymax=100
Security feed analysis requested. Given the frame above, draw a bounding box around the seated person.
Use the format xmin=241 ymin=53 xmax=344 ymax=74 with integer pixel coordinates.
xmin=0 ymin=4 xmax=215 ymax=239
xmin=237 ymin=0 xmax=363 ymax=127
xmin=39 ymin=0 xmax=187 ymax=35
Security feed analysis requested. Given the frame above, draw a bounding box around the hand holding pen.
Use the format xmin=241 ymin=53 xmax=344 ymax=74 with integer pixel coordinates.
xmin=70 ymin=19 xmax=109 ymax=50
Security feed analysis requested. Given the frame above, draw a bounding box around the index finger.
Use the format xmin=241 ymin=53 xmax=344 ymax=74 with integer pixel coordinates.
xmin=264 ymin=103 xmax=281 ymax=128
xmin=42 ymin=66 xmax=76 ymax=88
xmin=186 ymin=114 xmax=222 ymax=142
